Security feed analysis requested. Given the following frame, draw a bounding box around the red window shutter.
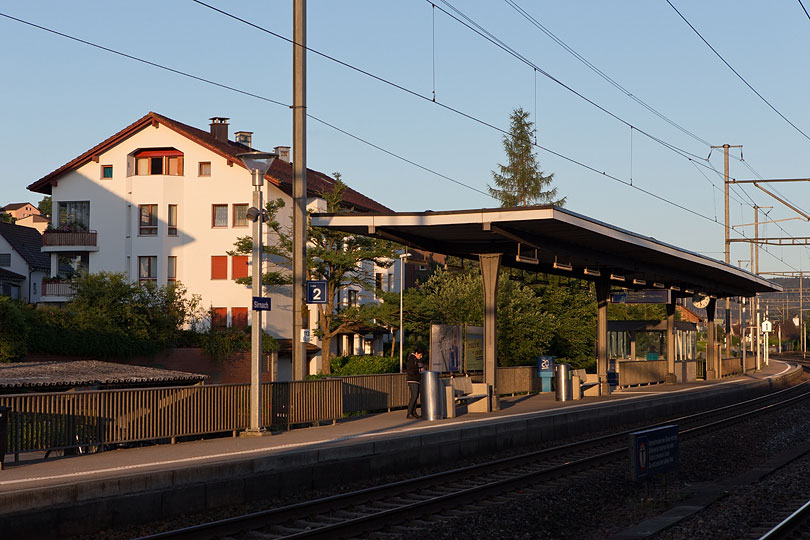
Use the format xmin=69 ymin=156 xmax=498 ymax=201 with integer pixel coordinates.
xmin=232 ymin=307 xmax=248 ymax=328
xmin=211 ymin=308 xmax=227 ymax=329
xmin=232 ymin=255 xmax=249 ymax=280
xmin=211 ymin=256 xmax=228 ymax=279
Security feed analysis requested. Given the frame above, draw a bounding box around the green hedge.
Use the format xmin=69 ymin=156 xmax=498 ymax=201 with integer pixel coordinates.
xmin=329 ymin=355 xmax=399 ymax=376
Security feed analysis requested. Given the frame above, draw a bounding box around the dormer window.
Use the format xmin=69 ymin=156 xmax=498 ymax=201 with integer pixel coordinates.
xmin=134 ymin=149 xmax=184 ymax=176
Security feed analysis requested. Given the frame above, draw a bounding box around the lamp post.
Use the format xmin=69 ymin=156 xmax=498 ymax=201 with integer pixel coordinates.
xmin=237 ymin=151 xmax=277 ymax=434
xmin=399 ymin=252 xmax=411 ymax=372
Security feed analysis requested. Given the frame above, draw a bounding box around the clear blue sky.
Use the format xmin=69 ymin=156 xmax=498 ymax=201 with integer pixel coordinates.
xmin=2 ymin=1 xmax=809 ymax=275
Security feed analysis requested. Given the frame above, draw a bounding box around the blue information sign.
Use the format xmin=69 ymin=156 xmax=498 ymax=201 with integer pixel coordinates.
xmin=252 ymin=296 xmax=271 ymax=311
xmin=629 ymin=425 xmax=678 ymax=481
xmin=306 ymin=280 xmax=328 ymax=304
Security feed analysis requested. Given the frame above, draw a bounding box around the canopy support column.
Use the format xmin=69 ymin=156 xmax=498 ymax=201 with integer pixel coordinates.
xmin=666 ymin=299 xmax=677 ymax=384
xmin=480 ymin=253 xmax=501 ymax=411
xmin=706 ymin=299 xmax=717 ymax=380
xmin=596 ymin=277 xmax=609 ymax=393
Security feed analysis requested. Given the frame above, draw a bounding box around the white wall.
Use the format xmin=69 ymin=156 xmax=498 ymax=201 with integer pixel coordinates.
xmin=47 ymin=122 xmax=299 ymax=340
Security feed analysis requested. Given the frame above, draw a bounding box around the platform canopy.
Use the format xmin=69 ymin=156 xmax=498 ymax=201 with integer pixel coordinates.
xmin=311 ymin=205 xmax=780 ymax=298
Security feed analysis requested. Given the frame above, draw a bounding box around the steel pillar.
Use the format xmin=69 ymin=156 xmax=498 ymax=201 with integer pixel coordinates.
xmin=479 ymin=253 xmax=501 ymax=411
xmin=666 ymin=299 xmax=677 ymax=383
xmin=596 ymin=278 xmax=609 ymax=393
xmin=706 ymin=299 xmax=717 ymax=380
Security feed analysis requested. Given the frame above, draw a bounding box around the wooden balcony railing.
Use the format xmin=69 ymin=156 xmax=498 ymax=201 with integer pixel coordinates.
xmin=42 ymin=230 xmax=97 ymax=247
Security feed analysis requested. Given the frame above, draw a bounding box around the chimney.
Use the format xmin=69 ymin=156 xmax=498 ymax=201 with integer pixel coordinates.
xmin=209 ymin=117 xmax=230 ymax=142
xmin=234 ymin=131 xmax=253 ymax=148
xmin=274 ymin=145 xmax=291 ymax=163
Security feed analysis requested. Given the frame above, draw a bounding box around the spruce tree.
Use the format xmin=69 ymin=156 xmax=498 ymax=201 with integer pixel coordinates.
xmin=489 ymin=107 xmax=564 ymax=207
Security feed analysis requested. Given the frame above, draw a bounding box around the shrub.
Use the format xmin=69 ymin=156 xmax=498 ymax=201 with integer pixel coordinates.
xmin=0 ymin=297 xmax=29 ymax=362
xmin=200 ymin=326 xmax=278 ymax=361
xmin=329 ymin=355 xmax=399 ymax=376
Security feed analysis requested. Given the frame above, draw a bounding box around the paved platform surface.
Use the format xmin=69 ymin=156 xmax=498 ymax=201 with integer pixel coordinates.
xmin=0 ymin=360 xmax=795 ymax=498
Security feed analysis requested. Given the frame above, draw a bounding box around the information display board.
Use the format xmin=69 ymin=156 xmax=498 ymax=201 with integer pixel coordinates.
xmin=629 ymin=425 xmax=679 ymax=481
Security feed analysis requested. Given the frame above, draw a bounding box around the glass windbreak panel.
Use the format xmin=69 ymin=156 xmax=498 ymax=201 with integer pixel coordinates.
xmin=58 ymin=201 xmax=90 ymax=230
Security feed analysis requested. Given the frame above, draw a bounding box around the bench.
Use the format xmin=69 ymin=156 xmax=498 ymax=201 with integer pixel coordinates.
xmin=573 ymin=369 xmax=601 ymax=398
xmin=444 ymin=375 xmax=491 ymax=418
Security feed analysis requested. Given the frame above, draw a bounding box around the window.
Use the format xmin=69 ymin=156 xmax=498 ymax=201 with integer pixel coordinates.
xmin=232 ymin=307 xmax=248 ymax=328
xmin=348 ymin=289 xmax=358 ymax=307
xmin=211 ymin=256 xmax=228 ymax=279
xmin=138 ymin=256 xmax=157 ymax=282
xmin=139 ymin=204 xmax=158 ymax=235
xmin=167 ymin=256 xmax=177 ymax=282
xmin=167 ymin=204 xmax=178 ymax=236
xmin=233 ymin=204 xmax=248 ymax=227
xmin=387 ymin=273 xmax=394 ymax=292
xmin=134 ymin=149 xmax=183 ymax=176
xmin=211 ymin=307 xmax=227 ymax=329
xmin=0 ymin=254 xmax=9 ymax=267
xmin=198 ymin=162 xmax=211 ymax=176
xmin=232 ymin=255 xmax=248 ymax=280
xmin=212 ymin=205 xmax=228 ymax=228
xmin=375 ymin=273 xmax=383 ymax=291
xmin=58 ymin=201 xmax=90 ymax=230
xmin=101 ymin=165 xmax=113 ymax=179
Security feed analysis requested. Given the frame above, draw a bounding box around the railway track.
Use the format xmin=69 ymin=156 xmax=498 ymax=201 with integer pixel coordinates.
xmin=137 ymin=372 xmax=810 ymax=540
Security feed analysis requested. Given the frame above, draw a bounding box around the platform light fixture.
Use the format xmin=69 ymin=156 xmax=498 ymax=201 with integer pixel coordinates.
xmin=237 ymin=151 xmax=278 ymax=434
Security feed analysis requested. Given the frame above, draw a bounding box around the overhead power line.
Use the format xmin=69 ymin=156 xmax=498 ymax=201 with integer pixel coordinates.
xmin=666 ymin=0 xmax=810 ymax=142
xmin=502 ymin=0 xmax=712 ymax=148
xmin=0 ymin=8 xmax=799 ymax=271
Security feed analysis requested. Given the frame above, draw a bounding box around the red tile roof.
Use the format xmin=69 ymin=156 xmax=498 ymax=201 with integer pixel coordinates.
xmin=28 ymin=112 xmax=390 ymax=213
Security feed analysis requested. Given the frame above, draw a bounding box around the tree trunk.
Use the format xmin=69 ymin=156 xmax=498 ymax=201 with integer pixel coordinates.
xmin=321 ymin=334 xmax=333 ymax=375
xmin=390 ymin=332 xmax=396 ymax=357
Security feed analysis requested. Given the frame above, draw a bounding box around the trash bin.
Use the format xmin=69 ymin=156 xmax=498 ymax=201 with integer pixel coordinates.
xmin=0 ymin=406 xmax=8 ymax=470
xmin=555 ymin=363 xmax=572 ymax=401
xmin=420 ymin=371 xmax=445 ymax=420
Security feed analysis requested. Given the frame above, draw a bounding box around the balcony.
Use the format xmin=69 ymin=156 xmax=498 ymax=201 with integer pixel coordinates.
xmin=41 ymin=230 xmax=99 ymax=252
xmin=41 ymin=279 xmax=76 ymax=302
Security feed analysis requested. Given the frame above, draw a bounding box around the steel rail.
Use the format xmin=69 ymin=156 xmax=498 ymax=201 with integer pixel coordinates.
xmin=136 ymin=372 xmax=810 ymax=540
xmin=758 ymin=499 xmax=810 ymax=539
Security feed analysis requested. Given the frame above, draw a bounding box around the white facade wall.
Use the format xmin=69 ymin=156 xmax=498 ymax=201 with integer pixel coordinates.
xmin=47 ymin=123 xmax=300 ymax=339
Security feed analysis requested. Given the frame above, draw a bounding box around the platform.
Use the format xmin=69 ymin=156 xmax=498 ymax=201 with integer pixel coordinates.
xmin=0 ymin=360 xmax=801 ymax=538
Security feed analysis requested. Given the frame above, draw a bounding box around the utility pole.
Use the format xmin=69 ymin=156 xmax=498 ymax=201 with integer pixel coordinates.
xmin=292 ymin=0 xmax=308 ymax=380
xmin=714 ymin=143 xmax=743 ymax=363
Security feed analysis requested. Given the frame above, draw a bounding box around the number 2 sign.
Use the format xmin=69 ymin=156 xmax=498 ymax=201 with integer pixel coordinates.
xmin=306 ymin=280 xmax=328 ymax=304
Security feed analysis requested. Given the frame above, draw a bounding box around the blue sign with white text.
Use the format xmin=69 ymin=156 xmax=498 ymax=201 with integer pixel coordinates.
xmin=629 ymin=425 xmax=678 ymax=481
xmin=252 ymin=296 xmax=271 ymax=311
xmin=306 ymin=280 xmax=328 ymax=304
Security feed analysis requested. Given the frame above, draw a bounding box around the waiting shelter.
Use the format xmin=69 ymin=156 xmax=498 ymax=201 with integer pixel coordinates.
xmin=311 ymin=205 xmax=781 ymax=409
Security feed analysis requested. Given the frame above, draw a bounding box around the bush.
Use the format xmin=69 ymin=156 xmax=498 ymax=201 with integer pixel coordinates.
xmin=0 ymin=297 xmax=29 ymax=362
xmin=200 ymin=327 xmax=278 ymax=362
xmin=329 ymin=355 xmax=399 ymax=376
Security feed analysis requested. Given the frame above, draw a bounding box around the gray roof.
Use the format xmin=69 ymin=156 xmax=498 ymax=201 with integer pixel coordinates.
xmin=311 ymin=205 xmax=781 ymax=298
xmin=0 ymin=361 xmax=208 ymax=390
xmin=0 ymin=222 xmax=49 ymax=271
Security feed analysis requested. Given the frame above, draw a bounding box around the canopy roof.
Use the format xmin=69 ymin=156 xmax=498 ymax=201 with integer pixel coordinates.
xmin=311 ymin=205 xmax=780 ymax=298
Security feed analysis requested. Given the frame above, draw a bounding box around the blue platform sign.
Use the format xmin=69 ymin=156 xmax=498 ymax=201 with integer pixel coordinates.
xmin=537 ymin=356 xmax=555 ymax=393
xmin=306 ymin=280 xmax=328 ymax=304
xmin=537 ymin=356 xmax=555 ymax=375
xmin=629 ymin=425 xmax=678 ymax=481
xmin=252 ymin=296 xmax=271 ymax=311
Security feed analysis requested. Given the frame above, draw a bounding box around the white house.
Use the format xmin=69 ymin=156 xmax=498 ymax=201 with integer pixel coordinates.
xmin=0 ymin=222 xmax=49 ymax=303
xmin=27 ymin=111 xmax=392 ymax=377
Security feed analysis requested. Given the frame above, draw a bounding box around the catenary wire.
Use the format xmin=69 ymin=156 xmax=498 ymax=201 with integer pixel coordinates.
xmin=666 ymin=0 xmax=810 ymax=142
xmin=0 ymin=9 xmax=797 ymax=269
